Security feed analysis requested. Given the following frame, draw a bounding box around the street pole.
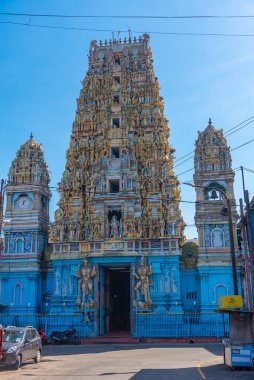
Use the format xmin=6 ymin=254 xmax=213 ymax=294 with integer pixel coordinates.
xmin=226 ymin=198 xmax=238 ymax=295
xmin=244 ymin=190 xmax=254 ymax=307
xmin=240 ymin=166 xmax=246 ymax=196
xmin=239 ymin=198 xmax=251 ymax=310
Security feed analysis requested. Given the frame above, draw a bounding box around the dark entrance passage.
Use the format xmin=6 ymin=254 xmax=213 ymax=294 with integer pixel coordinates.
xmin=105 ymin=267 xmax=130 ymax=334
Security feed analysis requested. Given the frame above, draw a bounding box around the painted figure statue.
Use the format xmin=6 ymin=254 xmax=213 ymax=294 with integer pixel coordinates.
xmin=133 ymin=256 xmax=153 ymax=309
xmin=110 ymin=215 xmax=119 ymax=239
xmin=75 ymin=259 xmax=96 ymax=307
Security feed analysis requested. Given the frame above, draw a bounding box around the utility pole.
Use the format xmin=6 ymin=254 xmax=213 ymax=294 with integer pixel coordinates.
xmin=239 ymin=198 xmax=251 ymax=310
xmin=240 ymin=166 xmax=246 ymax=196
xmin=225 ymin=197 xmax=239 ymax=295
xmin=244 ymin=190 xmax=254 ymax=307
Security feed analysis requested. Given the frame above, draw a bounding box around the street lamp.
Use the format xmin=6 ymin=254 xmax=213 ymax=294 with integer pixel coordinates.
xmin=184 ymin=182 xmax=238 ymax=296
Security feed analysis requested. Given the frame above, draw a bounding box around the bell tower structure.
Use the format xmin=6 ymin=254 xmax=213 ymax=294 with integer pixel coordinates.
xmin=0 ymin=134 xmax=51 ymax=312
xmin=194 ymin=119 xmax=239 ymax=311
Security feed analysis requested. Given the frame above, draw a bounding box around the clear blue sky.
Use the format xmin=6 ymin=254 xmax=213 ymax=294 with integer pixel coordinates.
xmin=1 ymin=1 xmax=254 ymax=239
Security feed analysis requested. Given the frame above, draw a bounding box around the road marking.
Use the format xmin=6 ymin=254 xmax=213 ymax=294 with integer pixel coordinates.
xmin=197 ymin=363 xmax=206 ymax=379
xmin=197 ymin=357 xmax=223 ymax=379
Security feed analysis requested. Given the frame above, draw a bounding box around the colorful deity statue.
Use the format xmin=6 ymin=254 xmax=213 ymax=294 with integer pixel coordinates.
xmin=133 ymin=256 xmax=153 ymax=309
xmin=75 ymin=259 xmax=96 ymax=307
xmin=110 ymin=215 xmax=119 ymax=239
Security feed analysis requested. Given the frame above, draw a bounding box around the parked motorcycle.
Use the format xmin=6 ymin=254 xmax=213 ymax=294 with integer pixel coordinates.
xmin=50 ymin=328 xmax=81 ymax=345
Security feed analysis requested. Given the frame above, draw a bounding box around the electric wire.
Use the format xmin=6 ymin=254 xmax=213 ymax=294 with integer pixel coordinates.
xmin=173 ymin=118 xmax=254 ymax=169
xmin=243 ymin=167 xmax=254 ymax=174
xmin=174 ymin=156 xmax=194 ymax=169
xmin=175 ymin=168 xmax=194 ymax=177
xmin=230 ymin=138 xmax=254 ymax=152
xmin=174 ymin=116 xmax=254 ymax=164
xmin=1 ymin=12 xmax=254 ymax=19
xmin=1 ymin=21 xmax=254 ymax=38
xmin=224 ymin=119 xmax=254 ymax=138
xmin=0 ymin=21 xmax=124 ymax=34
xmin=175 ymin=134 xmax=254 ymax=177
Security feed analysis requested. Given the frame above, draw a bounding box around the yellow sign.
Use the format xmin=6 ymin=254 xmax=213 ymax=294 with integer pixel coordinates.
xmin=219 ymin=295 xmax=243 ymax=309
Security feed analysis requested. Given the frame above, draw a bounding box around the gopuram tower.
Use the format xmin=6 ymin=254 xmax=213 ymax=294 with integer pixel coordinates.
xmin=49 ymin=35 xmax=184 ymax=336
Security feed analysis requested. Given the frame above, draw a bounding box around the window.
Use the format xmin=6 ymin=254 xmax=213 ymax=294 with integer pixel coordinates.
xmin=110 ymin=147 xmax=120 ymax=158
xmin=31 ymin=330 xmax=37 ymax=339
xmin=211 ymin=229 xmax=224 ymax=247
xmin=114 ymin=57 xmax=120 ymax=65
xmin=112 ymin=118 xmax=120 ymax=128
xmin=109 ymin=179 xmax=120 ymax=193
xmin=113 ymin=95 xmax=120 ymax=104
xmin=16 ymin=239 xmax=23 ymax=253
xmin=25 ymin=330 xmax=32 ymax=342
xmin=13 ymin=282 xmax=23 ymax=305
xmin=171 ymin=241 xmax=177 ymax=250
xmin=204 ymin=182 xmax=226 ymax=201
xmin=3 ymin=330 xmax=24 ymax=343
xmin=186 ymin=292 xmax=197 ymax=300
xmin=114 ymin=76 xmax=120 ymax=84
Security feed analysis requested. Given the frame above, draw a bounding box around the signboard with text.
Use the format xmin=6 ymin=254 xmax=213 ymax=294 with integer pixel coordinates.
xmin=219 ymin=295 xmax=243 ymax=310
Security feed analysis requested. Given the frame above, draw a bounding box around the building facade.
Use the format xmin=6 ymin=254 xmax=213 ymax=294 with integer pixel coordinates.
xmin=0 ymin=36 xmax=241 ymax=337
xmin=0 ymin=135 xmax=51 ymax=313
xmin=192 ymin=119 xmax=241 ymax=311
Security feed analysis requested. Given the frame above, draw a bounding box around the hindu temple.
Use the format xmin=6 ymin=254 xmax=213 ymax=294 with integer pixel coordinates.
xmin=0 ymin=35 xmax=241 ymax=338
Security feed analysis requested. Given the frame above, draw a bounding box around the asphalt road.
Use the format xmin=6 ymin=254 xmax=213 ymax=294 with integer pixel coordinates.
xmin=0 ymin=343 xmax=253 ymax=380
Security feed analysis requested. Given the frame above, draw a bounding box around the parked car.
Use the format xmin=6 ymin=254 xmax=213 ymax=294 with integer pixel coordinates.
xmin=0 ymin=326 xmax=42 ymax=370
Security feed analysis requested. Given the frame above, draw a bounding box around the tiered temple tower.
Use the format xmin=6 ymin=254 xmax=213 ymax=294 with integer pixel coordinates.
xmin=49 ymin=35 xmax=184 ymax=336
xmin=0 ymin=134 xmax=51 ymax=312
xmin=194 ymin=119 xmax=240 ymax=311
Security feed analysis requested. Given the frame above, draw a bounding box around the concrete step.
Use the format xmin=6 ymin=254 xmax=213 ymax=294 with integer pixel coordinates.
xmin=81 ymin=336 xmax=140 ymax=344
xmin=81 ymin=337 xmax=218 ymax=344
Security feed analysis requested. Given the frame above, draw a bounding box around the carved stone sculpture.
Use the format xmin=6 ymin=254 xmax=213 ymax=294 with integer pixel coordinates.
xmin=133 ymin=256 xmax=153 ymax=309
xmin=75 ymin=259 xmax=96 ymax=307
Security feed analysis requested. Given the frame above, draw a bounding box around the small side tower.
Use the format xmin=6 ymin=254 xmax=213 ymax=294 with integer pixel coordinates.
xmin=194 ymin=119 xmax=239 ymax=311
xmin=0 ymin=134 xmax=51 ymax=313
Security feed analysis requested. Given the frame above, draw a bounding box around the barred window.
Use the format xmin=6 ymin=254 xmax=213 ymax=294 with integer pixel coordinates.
xmin=186 ymin=292 xmax=197 ymax=300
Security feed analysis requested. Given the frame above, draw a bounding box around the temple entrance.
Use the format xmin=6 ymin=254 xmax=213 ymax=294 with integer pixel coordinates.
xmin=104 ymin=267 xmax=130 ymax=334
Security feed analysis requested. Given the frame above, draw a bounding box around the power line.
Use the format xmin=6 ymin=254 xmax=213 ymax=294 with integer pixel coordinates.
xmin=174 ymin=155 xmax=194 ymax=169
xmin=1 ymin=21 xmax=254 ymax=38
xmin=224 ymin=115 xmax=254 ymax=135
xmin=243 ymin=167 xmax=254 ymax=174
xmin=1 ymin=12 xmax=254 ymax=19
xmin=173 ymin=117 xmax=254 ymax=169
xmin=176 ymin=168 xmax=194 ymax=177
xmin=174 ymin=116 xmax=254 ymax=164
xmin=174 ymin=151 xmax=193 ymax=163
xmin=0 ymin=21 xmax=124 ymax=34
xmin=175 ymin=135 xmax=254 ymax=177
xmin=231 ymin=138 xmax=254 ymax=152
xmin=224 ymin=119 xmax=254 ymax=138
